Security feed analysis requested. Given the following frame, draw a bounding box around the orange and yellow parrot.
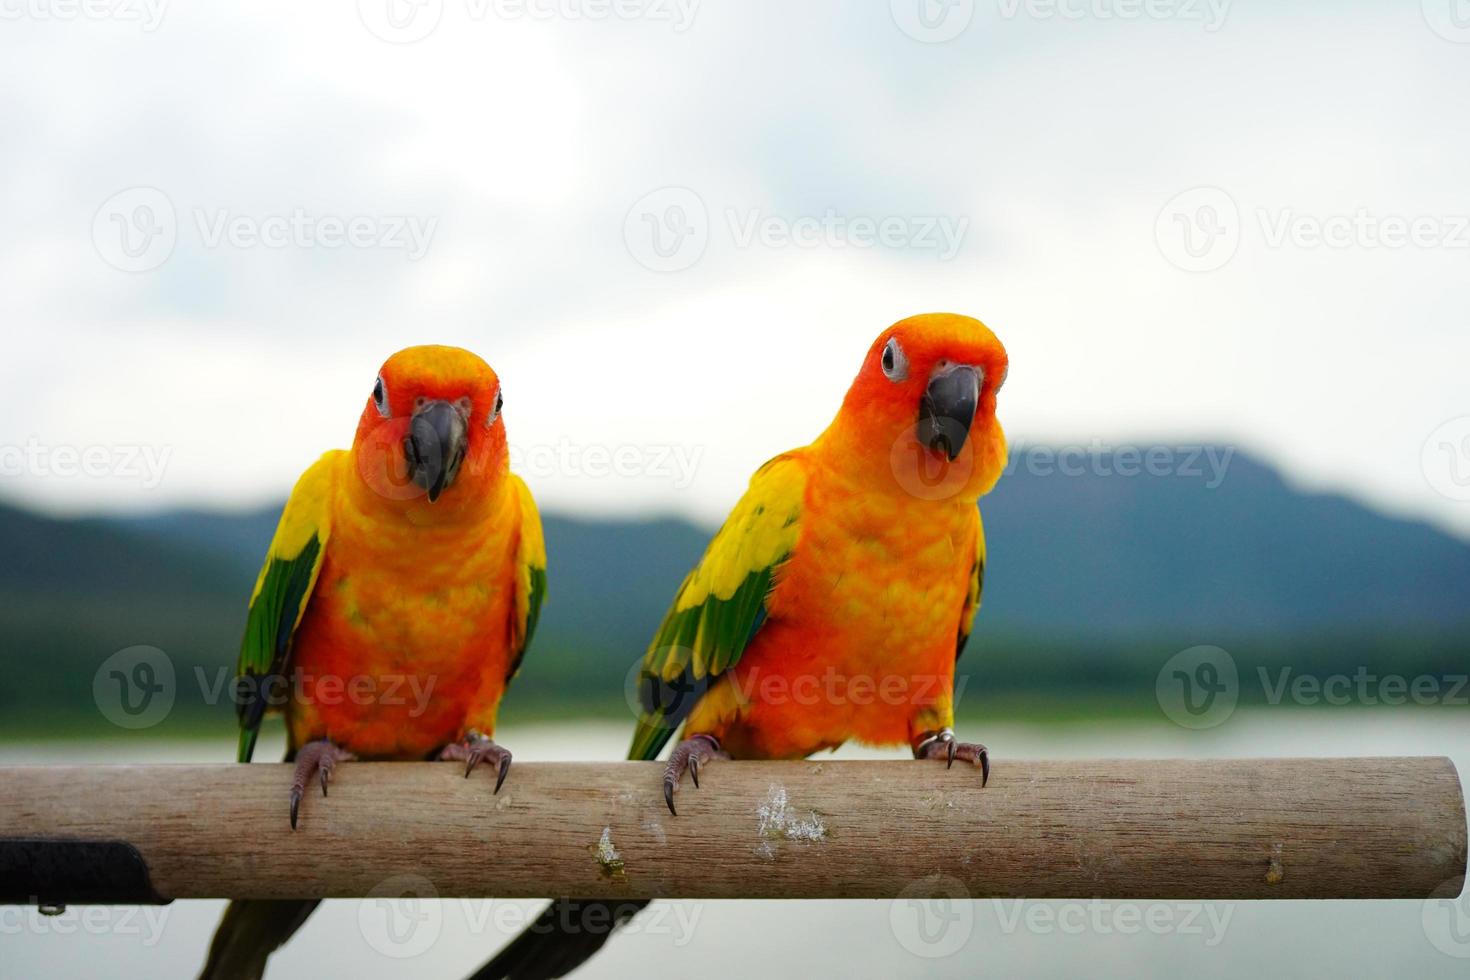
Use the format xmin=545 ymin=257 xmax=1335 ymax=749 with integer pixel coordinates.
xmin=200 ymin=345 xmax=546 ymax=980
xmin=472 ymin=312 xmax=1007 ymax=980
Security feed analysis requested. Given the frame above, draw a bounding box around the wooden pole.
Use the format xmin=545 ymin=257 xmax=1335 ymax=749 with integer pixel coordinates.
xmin=1 ymin=758 xmax=1463 ymax=904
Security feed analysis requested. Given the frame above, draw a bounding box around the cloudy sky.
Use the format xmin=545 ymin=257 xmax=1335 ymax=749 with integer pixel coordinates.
xmin=2 ymin=0 xmax=1468 ymax=534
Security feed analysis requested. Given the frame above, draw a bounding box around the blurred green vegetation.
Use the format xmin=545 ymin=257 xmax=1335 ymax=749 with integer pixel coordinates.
xmin=3 ymin=448 xmax=1467 ymax=744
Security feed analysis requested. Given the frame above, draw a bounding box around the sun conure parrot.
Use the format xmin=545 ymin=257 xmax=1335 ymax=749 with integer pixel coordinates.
xmin=469 ymin=312 xmax=1007 ymax=980
xmin=198 ymin=345 xmax=546 ymax=980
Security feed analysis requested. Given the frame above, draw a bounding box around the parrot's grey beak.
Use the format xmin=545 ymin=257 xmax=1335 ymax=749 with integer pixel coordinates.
xmin=406 ymin=400 xmax=468 ymax=503
xmin=916 ymin=363 xmax=979 ymax=462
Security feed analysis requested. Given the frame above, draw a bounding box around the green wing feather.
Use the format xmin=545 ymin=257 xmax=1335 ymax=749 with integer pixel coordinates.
xmin=628 ymin=453 xmax=806 ymax=761
xmin=505 ymin=475 xmax=547 ymax=682
xmin=955 ymin=509 xmax=986 ymax=661
xmin=235 ymin=453 xmax=338 ymax=762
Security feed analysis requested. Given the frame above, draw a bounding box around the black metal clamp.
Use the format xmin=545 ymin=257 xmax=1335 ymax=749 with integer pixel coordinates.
xmin=0 ymin=839 xmax=171 ymax=909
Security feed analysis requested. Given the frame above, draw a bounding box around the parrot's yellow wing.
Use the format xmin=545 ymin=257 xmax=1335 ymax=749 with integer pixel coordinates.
xmin=505 ymin=474 xmax=547 ymax=681
xmin=956 ymin=510 xmax=986 ymax=660
xmin=235 ymin=452 xmax=339 ymax=762
xmin=628 ymin=452 xmax=807 ymax=761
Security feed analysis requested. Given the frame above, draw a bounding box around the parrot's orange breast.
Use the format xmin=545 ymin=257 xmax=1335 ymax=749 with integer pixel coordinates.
xmin=693 ymin=478 xmax=977 ymax=759
xmin=286 ymin=491 xmax=519 ymax=759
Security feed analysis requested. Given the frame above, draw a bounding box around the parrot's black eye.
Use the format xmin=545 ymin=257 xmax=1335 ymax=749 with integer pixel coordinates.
xmin=373 ymin=376 xmax=390 ymax=418
xmin=881 ymin=338 xmax=908 ymax=382
xmin=487 ymin=388 xmax=504 ymax=426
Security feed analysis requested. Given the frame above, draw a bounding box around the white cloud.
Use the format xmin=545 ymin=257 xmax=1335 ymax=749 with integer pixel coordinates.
xmin=1 ymin=1 xmax=1467 ymax=538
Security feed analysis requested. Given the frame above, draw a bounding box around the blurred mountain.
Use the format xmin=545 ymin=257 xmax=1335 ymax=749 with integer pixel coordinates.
xmin=981 ymin=448 xmax=1470 ymax=637
xmin=2 ymin=447 xmax=1466 ymax=732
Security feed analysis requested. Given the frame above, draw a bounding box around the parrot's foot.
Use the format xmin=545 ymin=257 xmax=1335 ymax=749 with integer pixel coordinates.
xmin=438 ymin=731 xmax=512 ymax=793
xmin=914 ymin=728 xmax=989 ymax=787
xmin=663 ymin=734 xmax=729 ymax=816
xmin=289 ymin=739 xmax=356 ymax=830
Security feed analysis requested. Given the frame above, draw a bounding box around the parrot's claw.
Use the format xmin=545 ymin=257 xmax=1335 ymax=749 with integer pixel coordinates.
xmin=914 ymin=728 xmax=989 ymax=787
xmin=289 ymin=739 xmax=356 ymax=830
xmin=662 ymin=734 xmax=729 ymax=816
xmin=439 ymin=733 xmax=513 ymax=794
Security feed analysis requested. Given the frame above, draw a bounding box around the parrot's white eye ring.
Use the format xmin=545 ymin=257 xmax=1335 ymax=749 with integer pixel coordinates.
xmin=373 ymin=375 xmax=390 ymax=419
xmin=487 ymin=387 xmax=503 ymax=427
xmin=881 ymin=338 xmax=908 ymax=382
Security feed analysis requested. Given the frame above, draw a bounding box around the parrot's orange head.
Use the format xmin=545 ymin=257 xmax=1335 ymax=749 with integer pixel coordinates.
xmin=350 ymin=345 xmax=508 ymax=511
xmin=833 ymin=313 xmax=1009 ymax=500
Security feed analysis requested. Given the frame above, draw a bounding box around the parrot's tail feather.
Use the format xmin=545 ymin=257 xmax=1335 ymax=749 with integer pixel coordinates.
xmin=237 ymin=724 xmax=260 ymax=764
xmin=198 ymin=899 xmax=319 ymax=980
xmin=468 ymin=898 xmax=649 ymax=980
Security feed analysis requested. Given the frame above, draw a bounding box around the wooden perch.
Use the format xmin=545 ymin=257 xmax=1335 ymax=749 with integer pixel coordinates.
xmin=0 ymin=758 xmax=1463 ymax=904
